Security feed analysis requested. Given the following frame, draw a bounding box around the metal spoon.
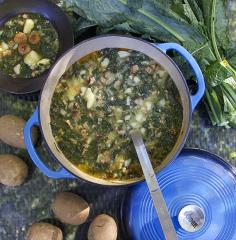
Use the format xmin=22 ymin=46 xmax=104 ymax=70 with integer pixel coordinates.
xmin=131 ymin=130 xmax=178 ymax=240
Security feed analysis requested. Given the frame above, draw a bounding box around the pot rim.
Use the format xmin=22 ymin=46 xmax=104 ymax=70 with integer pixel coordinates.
xmin=38 ymin=34 xmax=192 ymax=186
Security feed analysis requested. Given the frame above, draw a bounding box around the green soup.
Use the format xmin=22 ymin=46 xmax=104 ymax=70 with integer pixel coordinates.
xmin=50 ymin=48 xmax=183 ymax=180
xmin=0 ymin=13 xmax=59 ymax=78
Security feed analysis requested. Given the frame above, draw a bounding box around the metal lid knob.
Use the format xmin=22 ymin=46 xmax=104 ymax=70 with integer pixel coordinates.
xmin=178 ymin=205 xmax=205 ymax=232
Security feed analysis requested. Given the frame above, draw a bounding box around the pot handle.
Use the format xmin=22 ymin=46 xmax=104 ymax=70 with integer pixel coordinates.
xmin=156 ymin=42 xmax=205 ymax=110
xmin=24 ymin=108 xmax=75 ymax=179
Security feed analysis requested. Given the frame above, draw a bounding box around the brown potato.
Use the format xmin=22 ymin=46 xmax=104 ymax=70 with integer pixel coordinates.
xmin=0 ymin=154 xmax=28 ymax=186
xmin=27 ymin=222 xmax=63 ymax=240
xmin=0 ymin=115 xmax=38 ymax=149
xmin=88 ymin=214 xmax=117 ymax=240
xmin=51 ymin=192 xmax=90 ymax=225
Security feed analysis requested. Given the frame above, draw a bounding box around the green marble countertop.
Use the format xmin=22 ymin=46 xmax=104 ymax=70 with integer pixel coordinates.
xmin=0 ymin=89 xmax=235 ymax=240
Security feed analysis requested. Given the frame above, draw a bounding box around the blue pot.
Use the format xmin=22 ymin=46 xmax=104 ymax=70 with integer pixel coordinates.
xmin=122 ymin=148 xmax=236 ymax=240
xmin=24 ymin=35 xmax=205 ymax=185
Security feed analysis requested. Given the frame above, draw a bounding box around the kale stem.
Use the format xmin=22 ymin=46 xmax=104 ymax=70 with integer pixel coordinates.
xmin=226 ymin=63 xmax=236 ymax=77
xmin=222 ymin=83 xmax=236 ymax=105
xmin=210 ymin=0 xmax=236 ymax=80
xmin=205 ymin=89 xmax=220 ymax=124
xmin=137 ymin=8 xmax=185 ymax=42
xmin=210 ymin=0 xmax=222 ymax=61
xmin=191 ymin=42 xmax=208 ymax=55
xmin=118 ymin=0 xmax=185 ymax=42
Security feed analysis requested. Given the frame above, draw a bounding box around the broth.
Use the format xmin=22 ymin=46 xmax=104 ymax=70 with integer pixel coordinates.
xmin=50 ymin=48 xmax=183 ymax=180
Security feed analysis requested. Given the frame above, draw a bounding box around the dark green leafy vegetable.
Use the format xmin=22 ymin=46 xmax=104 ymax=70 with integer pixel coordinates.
xmin=58 ymin=0 xmax=236 ymax=127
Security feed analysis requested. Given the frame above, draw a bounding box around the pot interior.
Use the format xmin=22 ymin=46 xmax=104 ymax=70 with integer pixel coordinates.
xmin=40 ymin=35 xmax=191 ymax=185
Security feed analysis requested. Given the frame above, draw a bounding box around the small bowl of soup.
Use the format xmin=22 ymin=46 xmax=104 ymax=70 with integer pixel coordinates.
xmin=0 ymin=0 xmax=74 ymax=94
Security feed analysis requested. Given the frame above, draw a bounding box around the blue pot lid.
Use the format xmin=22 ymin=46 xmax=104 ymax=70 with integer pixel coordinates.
xmin=122 ymin=149 xmax=236 ymax=240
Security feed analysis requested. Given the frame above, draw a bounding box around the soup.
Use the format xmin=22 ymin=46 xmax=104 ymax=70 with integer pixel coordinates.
xmin=50 ymin=48 xmax=183 ymax=180
xmin=0 ymin=13 xmax=59 ymax=78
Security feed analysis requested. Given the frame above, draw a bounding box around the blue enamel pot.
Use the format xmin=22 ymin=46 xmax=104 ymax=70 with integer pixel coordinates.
xmin=122 ymin=148 xmax=236 ymax=240
xmin=24 ymin=35 xmax=205 ymax=185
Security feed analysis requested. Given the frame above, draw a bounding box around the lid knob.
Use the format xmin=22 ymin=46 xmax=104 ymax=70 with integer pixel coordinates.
xmin=178 ymin=205 xmax=205 ymax=232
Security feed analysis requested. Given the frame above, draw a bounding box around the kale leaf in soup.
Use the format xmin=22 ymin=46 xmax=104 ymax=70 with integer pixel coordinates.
xmin=50 ymin=48 xmax=183 ymax=181
xmin=0 ymin=13 xmax=59 ymax=78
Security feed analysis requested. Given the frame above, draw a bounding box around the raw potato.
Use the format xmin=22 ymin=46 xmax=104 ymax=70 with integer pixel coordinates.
xmin=0 ymin=154 xmax=28 ymax=186
xmin=27 ymin=222 xmax=63 ymax=240
xmin=88 ymin=214 xmax=117 ymax=240
xmin=51 ymin=192 xmax=90 ymax=225
xmin=0 ymin=115 xmax=38 ymax=149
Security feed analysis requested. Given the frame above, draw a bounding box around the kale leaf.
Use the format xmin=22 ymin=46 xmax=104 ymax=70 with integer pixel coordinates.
xmin=59 ymin=0 xmax=236 ymax=127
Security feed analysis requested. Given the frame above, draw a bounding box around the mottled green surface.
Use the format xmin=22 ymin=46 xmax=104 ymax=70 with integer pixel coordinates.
xmin=186 ymin=102 xmax=236 ymax=167
xmin=0 ymin=87 xmax=236 ymax=240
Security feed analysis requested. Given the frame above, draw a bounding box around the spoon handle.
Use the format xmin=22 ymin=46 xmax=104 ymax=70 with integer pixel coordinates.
xmin=131 ymin=131 xmax=178 ymax=240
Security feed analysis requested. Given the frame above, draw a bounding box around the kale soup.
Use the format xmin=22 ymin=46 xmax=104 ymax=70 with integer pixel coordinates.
xmin=0 ymin=13 xmax=59 ymax=78
xmin=50 ymin=48 xmax=183 ymax=181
